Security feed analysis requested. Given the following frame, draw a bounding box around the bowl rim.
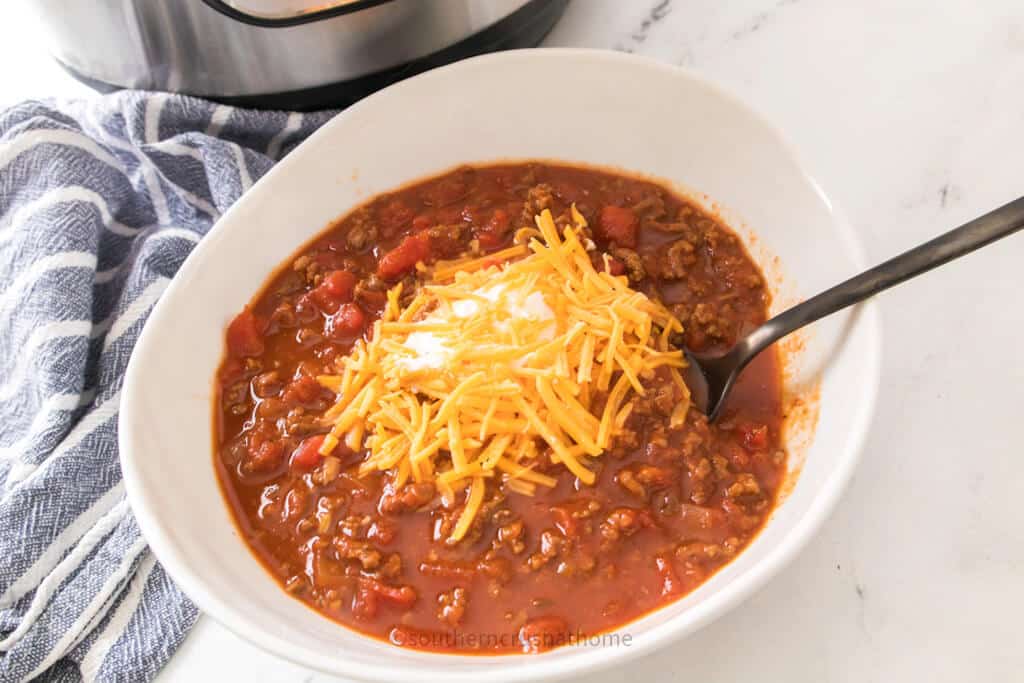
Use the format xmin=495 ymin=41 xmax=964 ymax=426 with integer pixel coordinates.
xmin=119 ymin=47 xmax=882 ymax=682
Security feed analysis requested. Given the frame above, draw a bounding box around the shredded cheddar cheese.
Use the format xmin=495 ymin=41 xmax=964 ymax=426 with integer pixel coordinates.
xmin=317 ymin=207 xmax=689 ymax=542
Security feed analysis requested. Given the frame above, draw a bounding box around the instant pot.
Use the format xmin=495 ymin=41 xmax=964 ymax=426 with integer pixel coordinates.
xmin=28 ymin=0 xmax=568 ymax=110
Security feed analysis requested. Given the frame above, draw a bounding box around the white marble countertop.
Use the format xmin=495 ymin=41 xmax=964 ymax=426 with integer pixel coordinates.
xmin=4 ymin=1 xmax=1022 ymax=680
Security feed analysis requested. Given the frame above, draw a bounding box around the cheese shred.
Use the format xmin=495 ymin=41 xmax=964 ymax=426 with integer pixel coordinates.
xmin=318 ymin=207 xmax=689 ymax=541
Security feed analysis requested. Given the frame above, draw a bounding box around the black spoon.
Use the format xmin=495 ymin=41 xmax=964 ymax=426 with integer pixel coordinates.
xmin=687 ymin=195 xmax=1024 ymax=421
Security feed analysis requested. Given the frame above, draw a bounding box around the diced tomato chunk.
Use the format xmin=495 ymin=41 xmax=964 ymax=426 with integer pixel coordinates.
xmin=321 ymin=270 xmax=356 ymax=300
xmin=364 ymin=578 xmax=417 ymax=606
xmin=474 ymin=208 xmax=511 ymax=249
xmin=739 ymin=423 xmax=769 ymax=451
xmin=226 ymin=309 xmax=266 ymax=357
xmin=597 ymin=205 xmax=638 ymax=248
xmin=377 ymin=232 xmax=432 ymax=280
xmin=354 ymin=578 xmax=417 ymax=620
xmin=326 ymin=302 xmax=366 ymax=340
xmin=291 ymin=434 xmax=326 ymax=470
xmin=352 ymin=582 xmax=378 ymax=620
xmin=310 ymin=270 xmax=356 ymax=313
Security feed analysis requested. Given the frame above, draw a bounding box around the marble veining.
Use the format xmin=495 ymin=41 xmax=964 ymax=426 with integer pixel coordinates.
xmin=729 ymin=0 xmax=801 ymax=40
xmin=628 ymin=0 xmax=674 ymax=46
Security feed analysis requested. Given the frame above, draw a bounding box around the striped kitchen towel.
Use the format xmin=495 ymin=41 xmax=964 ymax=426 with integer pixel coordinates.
xmin=0 ymin=92 xmax=333 ymax=681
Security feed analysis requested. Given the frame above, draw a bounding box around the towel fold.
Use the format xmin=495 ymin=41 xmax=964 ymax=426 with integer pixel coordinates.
xmin=0 ymin=91 xmax=333 ymax=681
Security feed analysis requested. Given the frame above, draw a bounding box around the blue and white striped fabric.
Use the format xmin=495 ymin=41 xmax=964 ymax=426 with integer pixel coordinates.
xmin=0 ymin=92 xmax=333 ymax=681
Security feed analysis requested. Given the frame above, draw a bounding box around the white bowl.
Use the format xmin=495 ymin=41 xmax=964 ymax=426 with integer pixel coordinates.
xmin=120 ymin=49 xmax=881 ymax=682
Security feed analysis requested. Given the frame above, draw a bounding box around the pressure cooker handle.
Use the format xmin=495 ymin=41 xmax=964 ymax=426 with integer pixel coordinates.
xmin=199 ymin=0 xmax=393 ymax=27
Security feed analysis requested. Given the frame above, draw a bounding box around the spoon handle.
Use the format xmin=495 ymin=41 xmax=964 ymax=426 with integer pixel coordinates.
xmin=739 ymin=195 xmax=1024 ymax=359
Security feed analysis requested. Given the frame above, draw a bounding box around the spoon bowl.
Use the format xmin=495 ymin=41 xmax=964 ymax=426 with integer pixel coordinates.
xmin=684 ymin=347 xmax=741 ymax=421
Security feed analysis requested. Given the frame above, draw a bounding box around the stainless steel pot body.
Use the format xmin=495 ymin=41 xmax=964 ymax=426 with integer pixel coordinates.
xmin=28 ymin=0 xmax=537 ymax=98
